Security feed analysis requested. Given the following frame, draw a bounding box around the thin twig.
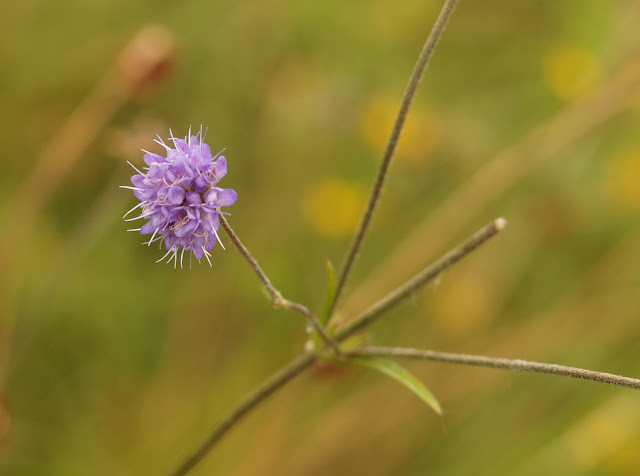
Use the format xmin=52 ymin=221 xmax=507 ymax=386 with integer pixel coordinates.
xmin=171 ymin=353 xmax=317 ymax=476
xmin=219 ymin=215 xmax=342 ymax=353
xmin=172 ymin=217 xmax=504 ymax=474
xmin=328 ymin=0 xmax=460 ymax=323
xmin=336 ymin=218 xmax=506 ymax=341
xmin=349 ymin=347 xmax=640 ymax=390
xmin=341 ymin=47 xmax=640 ymax=318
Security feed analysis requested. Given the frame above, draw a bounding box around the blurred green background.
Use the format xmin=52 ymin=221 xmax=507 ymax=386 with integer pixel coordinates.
xmin=1 ymin=0 xmax=640 ymax=474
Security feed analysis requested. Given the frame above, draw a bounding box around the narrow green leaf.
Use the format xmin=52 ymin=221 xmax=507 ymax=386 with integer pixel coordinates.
xmin=321 ymin=259 xmax=337 ymax=325
xmin=306 ymin=261 xmax=338 ymax=352
xmin=349 ymin=356 xmax=442 ymax=415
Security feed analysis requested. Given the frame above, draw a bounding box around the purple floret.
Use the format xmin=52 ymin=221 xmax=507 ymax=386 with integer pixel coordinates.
xmin=123 ymin=127 xmax=237 ymax=267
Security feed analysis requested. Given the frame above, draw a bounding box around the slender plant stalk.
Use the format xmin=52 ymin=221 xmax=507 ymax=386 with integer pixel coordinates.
xmin=172 ymin=217 xmax=504 ymax=474
xmin=219 ymin=215 xmax=342 ymax=353
xmin=327 ymin=0 xmax=460 ymax=323
xmin=170 ymin=1 xmax=640 ymax=472
xmin=349 ymin=347 xmax=640 ymax=390
xmin=336 ymin=218 xmax=506 ymax=340
xmin=171 ymin=353 xmax=317 ymax=476
xmin=342 ymin=51 xmax=640 ymax=317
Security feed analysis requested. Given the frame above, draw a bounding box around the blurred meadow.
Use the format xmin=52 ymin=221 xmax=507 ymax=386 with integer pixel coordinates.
xmin=2 ymin=0 xmax=640 ymax=474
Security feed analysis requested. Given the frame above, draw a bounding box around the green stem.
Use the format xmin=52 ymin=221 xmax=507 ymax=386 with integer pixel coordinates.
xmin=219 ymin=215 xmax=341 ymax=353
xmin=336 ymin=218 xmax=506 ymax=340
xmin=171 ymin=353 xmax=317 ymax=476
xmin=349 ymin=346 xmax=640 ymax=390
xmin=328 ymin=0 xmax=461 ymax=323
xmin=172 ymin=217 xmax=504 ymax=474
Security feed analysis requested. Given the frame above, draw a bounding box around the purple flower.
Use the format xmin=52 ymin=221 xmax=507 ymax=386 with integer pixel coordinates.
xmin=123 ymin=127 xmax=237 ymax=267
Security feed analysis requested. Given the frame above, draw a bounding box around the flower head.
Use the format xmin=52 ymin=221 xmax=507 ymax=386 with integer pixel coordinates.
xmin=123 ymin=127 xmax=237 ymax=267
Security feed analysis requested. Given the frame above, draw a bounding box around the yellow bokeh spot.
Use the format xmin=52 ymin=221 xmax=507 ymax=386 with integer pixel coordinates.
xmin=359 ymin=96 xmax=441 ymax=165
xmin=602 ymin=149 xmax=640 ymax=207
xmin=302 ymin=179 xmax=366 ymax=238
xmin=543 ymin=45 xmax=601 ymax=101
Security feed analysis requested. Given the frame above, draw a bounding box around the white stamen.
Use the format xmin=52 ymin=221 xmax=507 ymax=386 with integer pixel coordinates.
xmin=210 ymin=219 xmax=226 ymax=250
xmin=169 ymin=128 xmax=179 ymax=149
xmin=180 ymin=247 xmax=185 ymax=269
xmin=142 ymin=236 xmax=162 ymax=246
xmin=173 ymin=249 xmax=178 ymax=269
xmin=124 ymin=214 xmax=150 ymax=222
xmin=123 ymin=202 xmax=144 ymax=219
xmin=141 ymin=150 xmax=160 ymax=165
xmin=156 ymin=247 xmax=174 ymax=263
xmin=203 ymin=247 xmax=213 ymax=267
xmin=141 ymin=234 xmax=162 ymax=245
xmin=148 ymin=228 xmax=159 ymax=246
xmin=126 ymin=161 xmax=144 ymax=175
xmin=212 ymin=148 xmax=225 ymax=161
xmin=154 ymin=136 xmax=171 ymax=151
xmin=127 ymin=228 xmax=142 ymax=232
xmin=189 ymin=250 xmax=193 ymax=269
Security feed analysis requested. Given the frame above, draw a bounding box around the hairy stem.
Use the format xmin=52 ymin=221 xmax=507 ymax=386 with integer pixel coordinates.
xmin=328 ymin=0 xmax=461 ymax=322
xmin=349 ymin=346 xmax=640 ymax=390
xmin=171 ymin=353 xmax=317 ymax=476
xmin=173 ymin=217 xmax=503 ymax=474
xmin=343 ymin=52 xmax=640 ymax=316
xmin=336 ymin=218 xmax=506 ymax=340
xmin=219 ymin=215 xmax=341 ymax=353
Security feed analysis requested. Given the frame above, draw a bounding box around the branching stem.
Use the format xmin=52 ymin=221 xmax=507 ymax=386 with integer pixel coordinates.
xmin=336 ymin=218 xmax=506 ymax=340
xmin=173 ymin=217 xmax=504 ymax=474
xmin=219 ymin=215 xmax=341 ymax=354
xmin=169 ymin=1 xmax=640 ymax=474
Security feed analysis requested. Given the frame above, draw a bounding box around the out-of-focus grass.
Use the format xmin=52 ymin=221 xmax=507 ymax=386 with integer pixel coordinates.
xmin=1 ymin=0 xmax=640 ymax=475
